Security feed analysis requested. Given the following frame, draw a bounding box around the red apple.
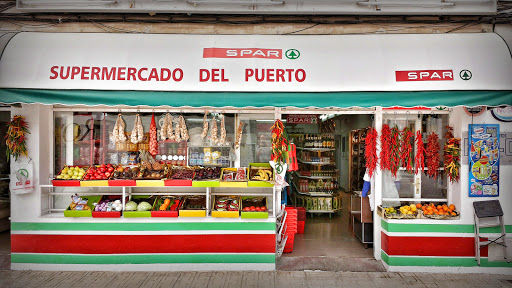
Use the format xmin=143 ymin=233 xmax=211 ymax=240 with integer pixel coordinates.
xmin=105 ymin=172 xmax=111 ymax=177
xmin=107 ymin=164 xmax=112 ymax=168
xmin=96 ymin=175 xmax=102 ymax=180
xmin=107 ymin=167 xmax=114 ymax=173
xmin=100 ymin=164 xmax=106 ymax=168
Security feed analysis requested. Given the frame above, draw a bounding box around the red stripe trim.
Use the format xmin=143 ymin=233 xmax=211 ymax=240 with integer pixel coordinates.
xmin=381 ymin=232 xmax=488 ymax=257
xmin=12 ymin=234 xmax=275 ymax=254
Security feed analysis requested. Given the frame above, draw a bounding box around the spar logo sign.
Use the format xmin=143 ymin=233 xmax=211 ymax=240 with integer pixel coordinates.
xmin=396 ymin=70 xmax=454 ymax=81
xmin=203 ymin=48 xmax=301 ymax=60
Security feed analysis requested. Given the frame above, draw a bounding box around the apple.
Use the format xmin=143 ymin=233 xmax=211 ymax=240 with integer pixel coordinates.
xmin=107 ymin=164 xmax=112 ymax=168
xmin=105 ymin=172 xmax=111 ymax=177
xmin=96 ymin=175 xmax=102 ymax=180
xmin=84 ymin=175 xmax=90 ymax=180
xmin=107 ymin=167 xmax=114 ymax=173
xmin=100 ymin=167 xmax=107 ymax=173
xmin=100 ymin=164 xmax=106 ymax=168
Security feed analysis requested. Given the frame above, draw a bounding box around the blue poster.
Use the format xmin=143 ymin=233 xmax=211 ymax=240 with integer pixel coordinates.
xmin=469 ymin=124 xmax=499 ymax=197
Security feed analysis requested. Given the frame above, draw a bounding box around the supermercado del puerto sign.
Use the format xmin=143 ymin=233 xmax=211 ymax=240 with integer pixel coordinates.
xmin=0 ymin=33 xmax=511 ymax=92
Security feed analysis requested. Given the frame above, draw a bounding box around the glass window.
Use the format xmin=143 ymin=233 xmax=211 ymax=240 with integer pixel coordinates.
xmin=238 ymin=114 xmax=274 ymax=167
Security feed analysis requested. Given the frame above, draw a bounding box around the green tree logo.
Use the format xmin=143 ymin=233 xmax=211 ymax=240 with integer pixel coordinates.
xmin=285 ymin=49 xmax=300 ymax=60
xmin=460 ymin=70 xmax=472 ymax=81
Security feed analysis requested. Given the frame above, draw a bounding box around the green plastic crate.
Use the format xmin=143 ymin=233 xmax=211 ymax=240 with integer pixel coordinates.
xmin=123 ymin=195 xmax=156 ymax=218
xmin=64 ymin=195 xmax=101 ymax=217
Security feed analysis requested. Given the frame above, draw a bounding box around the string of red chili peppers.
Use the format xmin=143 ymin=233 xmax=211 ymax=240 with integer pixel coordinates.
xmin=271 ymin=119 xmax=288 ymax=164
xmin=443 ymin=126 xmax=460 ymax=183
xmin=364 ymin=127 xmax=378 ymax=178
xmin=5 ymin=115 xmax=30 ymax=162
xmin=389 ymin=126 xmax=401 ymax=177
xmin=425 ymin=131 xmax=441 ymax=179
xmin=415 ymin=130 xmax=425 ymax=175
xmin=400 ymin=127 xmax=415 ymax=174
xmin=379 ymin=124 xmax=391 ymax=172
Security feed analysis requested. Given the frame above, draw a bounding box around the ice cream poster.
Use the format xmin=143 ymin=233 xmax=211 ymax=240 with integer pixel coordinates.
xmin=469 ymin=124 xmax=499 ymax=197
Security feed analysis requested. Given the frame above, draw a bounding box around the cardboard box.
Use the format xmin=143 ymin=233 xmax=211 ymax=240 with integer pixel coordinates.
xmin=241 ymin=197 xmax=269 ymax=219
xmin=179 ymin=196 xmax=206 ymax=217
xmin=151 ymin=196 xmax=182 ymax=217
xmin=220 ymin=168 xmax=248 ymax=187
xmin=52 ymin=165 xmax=89 ymax=187
xmin=248 ymin=163 xmax=274 ymax=187
xmin=211 ymin=195 xmax=240 ymax=218
xmin=123 ymin=196 xmax=156 ymax=218
xmin=64 ymin=195 xmax=101 ymax=217
xmin=92 ymin=195 xmax=125 ymax=218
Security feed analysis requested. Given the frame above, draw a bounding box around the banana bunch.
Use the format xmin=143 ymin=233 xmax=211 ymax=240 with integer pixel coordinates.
xmin=251 ymin=169 xmax=272 ymax=181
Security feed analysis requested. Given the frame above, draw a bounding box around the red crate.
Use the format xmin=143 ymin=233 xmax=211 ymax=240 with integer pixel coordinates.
xmin=283 ymin=233 xmax=295 ymax=253
xmin=297 ymin=221 xmax=305 ymax=234
xmin=108 ymin=179 xmax=136 ymax=186
xmin=164 ymin=179 xmax=192 ymax=186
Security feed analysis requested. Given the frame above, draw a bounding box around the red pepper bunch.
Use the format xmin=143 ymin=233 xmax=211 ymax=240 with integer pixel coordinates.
xmin=443 ymin=126 xmax=460 ymax=183
xmin=400 ymin=127 xmax=414 ymax=173
xmin=365 ymin=127 xmax=378 ymax=177
xmin=5 ymin=115 xmax=30 ymax=162
xmin=389 ymin=126 xmax=401 ymax=177
xmin=271 ymin=119 xmax=288 ymax=163
xmin=379 ymin=124 xmax=391 ymax=172
xmin=425 ymin=132 xmax=441 ymax=179
xmin=414 ymin=130 xmax=425 ymax=175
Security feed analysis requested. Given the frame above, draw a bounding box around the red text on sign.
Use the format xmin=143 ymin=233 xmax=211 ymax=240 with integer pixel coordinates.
xmin=245 ymin=69 xmax=306 ymax=82
xmin=50 ymin=66 xmax=184 ymax=82
xmin=203 ymin=48 xmax=282 ymax=59
xmin=395 ymin=70 xmax=453 ymax=81
xmin=199 ymin=69 xmax=229 ymax=82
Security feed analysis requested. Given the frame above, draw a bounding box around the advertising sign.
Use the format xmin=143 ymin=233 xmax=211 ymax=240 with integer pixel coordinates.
xmin=286 ymin=114 xmax=319 ymax=124
xmin=468 ymin=124 xmax=500 ymax=197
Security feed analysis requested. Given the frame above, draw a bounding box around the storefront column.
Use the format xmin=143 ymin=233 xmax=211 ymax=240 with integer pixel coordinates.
xmin=373 ymin=107 xmax=383 ymax=261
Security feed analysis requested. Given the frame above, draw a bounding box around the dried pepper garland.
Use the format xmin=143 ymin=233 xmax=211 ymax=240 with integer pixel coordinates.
xmin=425 ymin=132 xmax=441 ymax=179
xmin=379 ymin=124 xmax=391 ymax=172
xmin=443 ymin=126 xmax=460 ymax=183
xmin=389 ymin=126 xmax=401 ymax=177
xmin=364 ymin=127 xmax=378 ymax=177
xmin=6 ymin=115 xmax=30 ymax=161
xmin=400 ymin=127 xmax=414 ymax=173
xmin=271 ymin=119 xmax=288 ymax=164
xmin=415 ymin=130 xmax=425 ymax=175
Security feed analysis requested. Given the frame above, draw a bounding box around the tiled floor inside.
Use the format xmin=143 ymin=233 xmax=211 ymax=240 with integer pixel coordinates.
xmin=283 ymin=192 xmax=373 ymax=258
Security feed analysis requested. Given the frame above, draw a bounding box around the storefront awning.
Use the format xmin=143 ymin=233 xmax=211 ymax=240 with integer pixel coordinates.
xmin=1 ymin=88 xmax=510 ymax=108
xmin=0 ymin=32 xmax=511 ymax=107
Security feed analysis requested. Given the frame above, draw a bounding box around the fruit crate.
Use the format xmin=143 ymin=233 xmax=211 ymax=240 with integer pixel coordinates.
xmin=92 ymin=195 xmax=126 ymax=218
xmin=241 ymin=197 xmax=268 ymax=219
xmin=81 ymin=165 xmax=116 ymax=187
xmin=64 ymin=195 xmax=101 ymax=217
xmin=123 ymin=195 xmax=156 ymax=218
xmin=164 ymin=167 xmax=194 ymax=186
xmin=248 ymin=163 xmax=274 ymax=187
xmin=179 ymin=196 xmax=207 ymax=217
xmin=151 ymin=196 xmax=182 ymax=217
xmin=220 ymin=167 xmax=248 ymax=187
xmin=192 ymin=167 xmax=221 ymax=187
xmin=211 ymin=195 xmax=240 ymax=218
xmin=108 ymin=165 xmax=139 ymax=186
xmin=52 ymin=165 xmax=89 ymax=187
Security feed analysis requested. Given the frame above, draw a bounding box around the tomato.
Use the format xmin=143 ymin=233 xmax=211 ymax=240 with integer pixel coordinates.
xmin=260 ymin=206 xmax=266 ymax=211
xmin=243 ymin=207 xmax=250 ymax=211
xmin=250 ymin=207 xmax=256 ymax=211
xmin=256 ymin=207 xmax=261 ymax=211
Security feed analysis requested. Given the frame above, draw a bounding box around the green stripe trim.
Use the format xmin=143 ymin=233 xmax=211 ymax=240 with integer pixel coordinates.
xmin=381 ymin=219 xmax=512 ymax=234
xmin=11 ymin=253 xmax=275 ymax=264
xmin=381 ymin=251 xmax=512 ymax=268
xmin=1 ymin=89 xmax=511 ymax=108
xmin=11 ymin=222 xmax=275 ymax=231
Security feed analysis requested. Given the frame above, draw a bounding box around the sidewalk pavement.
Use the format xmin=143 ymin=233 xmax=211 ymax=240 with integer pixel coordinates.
xmin=0 ymin=270 xmax=511 ymax=288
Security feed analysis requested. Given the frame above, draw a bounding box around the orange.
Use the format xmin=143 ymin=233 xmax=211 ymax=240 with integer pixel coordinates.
xmin=430 ymin=203 xmax=435 ymax=207
xmin=443 ymin=206 xmax=449 ymax=212
xmin=449 ymin=204 xmax=455 ymax=210
xmin=416 ymin=203 xmax=422 ymax=209
xmin=448 ymin=209 xmax=453 ymax=213
xmin=427 ymin=206 xmax=433 ymax=212
xmin=437 ymin=205 xmax=442 ymax=210
xmin=450 ymin=212 xmax=456 ymax=216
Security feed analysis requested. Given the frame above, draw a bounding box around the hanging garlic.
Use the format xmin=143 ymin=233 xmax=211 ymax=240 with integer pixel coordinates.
xmin=118 ymin=114 xmax=127 ymax=143
xmin=201 ymin=111 xmax=209 ymax=139
xmin=167 ymin=114 xmax=175 ymax=141
xmin=219 ymin=115 xmax=226 ymax=145
xmin=174 ymin=117 xmax=181 ymax=142
xmin=131 ymin=114 xmax=139 ymax=144
xmin=181 ymin=115 xmax=189 ymax=142
xmin=160 ymin=114 xmax=168 ymax=141
xmin=211 ymin=117 xmax=218 ymax=144
xmin=137 ymin=114 xmax=144 ymax=143
xmin=235 ymin=121 xmax=244 ymax=149
xmin=113 ymin=114 xmax=120 ymax=143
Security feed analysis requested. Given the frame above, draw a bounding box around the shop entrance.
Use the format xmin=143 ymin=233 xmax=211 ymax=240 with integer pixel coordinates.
xmin=278 ymin=112 xmax=384 ymax=272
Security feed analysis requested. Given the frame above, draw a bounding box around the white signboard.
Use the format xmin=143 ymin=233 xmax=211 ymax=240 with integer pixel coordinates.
xmin=0 ymin=33 xmax=511 ymax=92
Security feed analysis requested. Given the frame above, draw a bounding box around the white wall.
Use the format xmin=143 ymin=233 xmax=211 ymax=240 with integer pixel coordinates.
xmin=451 ymin=106 xmax=512 ymax=226
xmin=10 ymin=104 xmax=52 ymax=222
